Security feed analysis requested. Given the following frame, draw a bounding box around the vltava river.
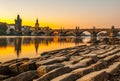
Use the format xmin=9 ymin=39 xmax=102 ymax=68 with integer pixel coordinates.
xmin=0 ymin=36 xmax=91 ymax=62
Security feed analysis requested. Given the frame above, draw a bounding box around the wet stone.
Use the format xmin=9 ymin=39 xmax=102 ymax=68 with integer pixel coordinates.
xmin=34 ymin=67 xmax=72 ymax=81
xmin=0 ymin=75 xmax=10 ymax=80
xmin=76 ymin=71 xmax=108 ymax=81
xmin=3 ymin=59 xmax=18 ymax=64
xmin=103 ymin=55 xmax=118 ymax=63
xmin=4 ymin=71 xmax=39 ymax=81
xmin=72 ymin=66 xmax=93 ymax=77
xmin=103 ymin=62 xmax=120 ymax=75
xmin=0 ymin=64 xmax=9 ymax=75
xmin=51 ymin=73 xmax=78 ymax=81
xmin=69 ymin=58 xmax=95 ymax=70
xmin=40 ymin=52 xmax=49 ymax=56
xmin=38 ymin=56 xmax=69 ymax=65
xmin=9 ymin=62 xmax=23 ymax=74
xmin=18 ymin=62 xmax=37 ymax=73
xmin=37 ymin=63 xmax=65 ymax=77
xmin=3 ymin=58 xmax=29 ymax=65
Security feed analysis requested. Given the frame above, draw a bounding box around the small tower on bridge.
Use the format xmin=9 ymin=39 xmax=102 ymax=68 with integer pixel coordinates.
xmin=35 ymin=19 xmax=40 ymax=31
xmin=75 ymin=26 xmax=80 ymax=36
xmin=60 ymin=27 xmax=64 ymax=36
xmin=75 ymin=26 xmax=79 ymax=32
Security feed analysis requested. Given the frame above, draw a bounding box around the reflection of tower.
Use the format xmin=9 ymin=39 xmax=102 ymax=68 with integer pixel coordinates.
xmin=15 ymin=15 xmax=22 ymax=32
xmin=34 ymin=38 xmax=39 ymax=54
xmin=75 ymin=37 xmax=82 ymax=45
xmin=14 ymin=38 xmax=22 ymax=58
xmin=91 ymin=27 xmax=98 ymax=43
xmin=0 ymin=38 xmax=7 ymax=47
xmin=35 ymin=19 xmax=39 ymax=31
xmin=60 ymin=27 xmax=64 ymax=36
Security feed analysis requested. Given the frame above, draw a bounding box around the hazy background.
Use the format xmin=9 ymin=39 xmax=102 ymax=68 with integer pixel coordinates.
xmin=0 ymin=0 xmax=120 ymax=29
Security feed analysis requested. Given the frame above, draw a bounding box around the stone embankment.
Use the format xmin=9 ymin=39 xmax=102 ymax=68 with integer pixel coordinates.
xmin=0 ymin=44 xmax=120 ymax=81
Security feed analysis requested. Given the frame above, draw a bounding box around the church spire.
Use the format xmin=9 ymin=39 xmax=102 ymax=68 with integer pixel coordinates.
xmin=35 ymin=18 xmax=39 ymax=31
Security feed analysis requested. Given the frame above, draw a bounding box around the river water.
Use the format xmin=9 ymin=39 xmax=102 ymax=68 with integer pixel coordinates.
xmin=0 ymin=36 xmax=92 ymax=62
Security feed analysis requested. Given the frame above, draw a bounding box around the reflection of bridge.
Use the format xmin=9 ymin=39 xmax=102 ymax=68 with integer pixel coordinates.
xmin=37 ymin=26 xmax=120 ymax=37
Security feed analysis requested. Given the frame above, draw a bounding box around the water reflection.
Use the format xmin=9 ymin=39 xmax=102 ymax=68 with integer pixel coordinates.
xmin=0 ymin=37 xmax=91 ymax=47
xmin=0 ymin=38 xmax=7 ymax=47
xmin=0 ymin=36 xmax=91 ymax=62
xmin=14 ymin=38 xmax=22 ymax=58
xmin=34 ymin=38 xmax=40 ymax=54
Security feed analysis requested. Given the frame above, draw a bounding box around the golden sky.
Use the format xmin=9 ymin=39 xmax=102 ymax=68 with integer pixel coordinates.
xmin=0 ymin=0 xmax=120 ymax=29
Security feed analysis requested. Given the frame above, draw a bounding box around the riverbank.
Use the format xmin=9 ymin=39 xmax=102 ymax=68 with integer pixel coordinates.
xmin=0 ymin=44 xmax=120 ymax=81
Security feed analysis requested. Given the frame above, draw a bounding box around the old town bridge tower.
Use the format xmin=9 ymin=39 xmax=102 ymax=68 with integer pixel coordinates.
xmin=15 ymin=15 xmax=22 ymax=32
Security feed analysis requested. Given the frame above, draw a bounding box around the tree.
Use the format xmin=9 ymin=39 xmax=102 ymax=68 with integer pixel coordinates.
xmin=0 ymin=23 xmax=7 ymax=35
xmin=9 ymin=29 xmax=15 ymax=35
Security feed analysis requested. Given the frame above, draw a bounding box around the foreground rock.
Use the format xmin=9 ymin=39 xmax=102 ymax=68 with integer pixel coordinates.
xmin=4 ymin=71 xmax=39 ymax=81
xmin=37 ymin=63 xmax=64 ymax=77
xmin=0 ymin=44 xmax=120 ymax=81
xmin=36 ymin=56 xmax=69 ymax=65
xmin=51 ymin=73 xmax=78 ymax=81
xmin=34 ymin=67 xmax=71 ymax=81
xmin=0 ymin=75 xmax=9 ymax=80
xmin=76 ymin=71 xmax=108 ymax=81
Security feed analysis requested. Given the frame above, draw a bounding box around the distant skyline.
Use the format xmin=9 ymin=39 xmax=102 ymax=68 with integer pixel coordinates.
xmin=0 ymin=0 xmax=120 ymax=29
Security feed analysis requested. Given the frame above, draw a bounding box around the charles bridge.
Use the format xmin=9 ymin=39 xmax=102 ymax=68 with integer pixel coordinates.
xmin=6 ymin=15 xmax=119 ymax=37
xmin=36 ymin=26 xmax=120 ymax=37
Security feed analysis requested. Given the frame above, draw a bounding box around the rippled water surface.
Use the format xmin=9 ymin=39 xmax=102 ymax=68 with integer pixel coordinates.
xmin=0 ymin=36 xmax=91 ymax=62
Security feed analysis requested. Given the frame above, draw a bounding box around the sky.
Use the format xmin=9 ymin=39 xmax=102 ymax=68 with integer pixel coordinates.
xmin=0 ymin=0 xmax=120 ymax=29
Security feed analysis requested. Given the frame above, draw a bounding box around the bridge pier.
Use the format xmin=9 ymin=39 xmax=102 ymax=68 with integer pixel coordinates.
xmin=110 ymin=26 xmax=117 ymax=37
xmin=59 ymin=27 xmax=64 ymax=36
xmin=109 ymin=26 xmax=117 ymax=44
xmin=91 ymin=27 xmax=98 ymax=43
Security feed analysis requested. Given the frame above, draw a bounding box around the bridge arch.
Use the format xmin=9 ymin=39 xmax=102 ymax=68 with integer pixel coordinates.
xmin=97 ymin=31 xmax=109 ymax=36
xmin=6 ymin=28 xmax=15 ymax=34
xmin=53 ymin=31 xmax=60 ymax=36
xmin=81 ymin=31 xmax=91 ymax=36
xmin=64 ymin=31 xmax=76 ymax=36
xmin=116 ymin=32 xmax=120 ymax=36
xmin=48 ymin=31 xmax=60 ymax=36
xmin=38 ymin=31 xmax=46 ymax=36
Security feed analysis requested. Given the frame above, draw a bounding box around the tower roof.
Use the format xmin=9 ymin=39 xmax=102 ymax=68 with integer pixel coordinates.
xmin=17 ymin=14 xmax=20 ymax=19
xmin=36 ymin=19 xmax=39 ymax=24
xmin=35 ymin=19 xmax=39 ymax=26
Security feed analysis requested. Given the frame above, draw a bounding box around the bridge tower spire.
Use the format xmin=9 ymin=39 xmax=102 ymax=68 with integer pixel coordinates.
xmin=75 ymin=26 xmax=80 ymax=36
